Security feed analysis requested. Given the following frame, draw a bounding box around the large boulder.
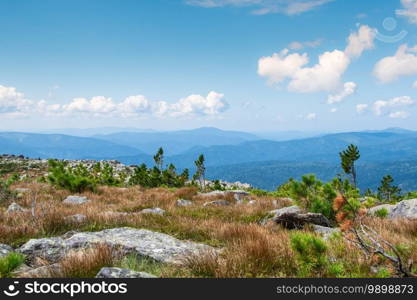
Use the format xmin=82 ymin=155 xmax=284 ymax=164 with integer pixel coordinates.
xmin=269 ymin=205 xmax=302 ymax=217
xmin=273 ymin=212 xmax=331 ymax=229
xmin=96 ymin=267 xmax=157 ymax=278
xmin=368 ymin=199 xmax=417 ymax=219
xmin=176 ymin=199 xmax=192 ymax=207
xmin=63 ymin=196 xmax=90 ymax=205
xmin=312 ymin=225 xmax=340 ymax=240
xmin=0 ymin=244 xmax=13 ymax=258
xmin=18 ymin=227 xmax=215 ymax=265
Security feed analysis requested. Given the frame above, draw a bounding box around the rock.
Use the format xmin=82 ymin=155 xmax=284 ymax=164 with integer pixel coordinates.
xmin=18 ymin=263 xmax=62 ymax=278
xmin=199 ymin=190 xmax=226 ymax=197
xmin=273 ymin=212 xmax=331 ymax=229
xmin=368 ymin=199 xmax=417 ymax=219
xmin=63 ymin=196 xmax=90 ymax=205
xmin=269 ymin=205 xmax=302 ymax=217
xmin=19 ymin=227 xmax=215 ymax=265
xmin=6 ymin=202 xmax=25 ymax=213
xmin=96 ymin=267 xmax=157 ymax=278
xmin=203 ymin=200 xmax=230 ymax=207
xmin=247 ymin=200 xmax=257 ymax=205
xmin=140 ymin=208 xmax=166 ymax=215
xmin=390 ymin=198 xmax=417 ymax=219
xmin=226 ymin=190 xmax=249 ymax=202
xmin=64 ymin=214 xmax=87 ymax=223
xmin=176 ymin=199 xmax=192 ymax=207
xmin=0 ymin=244 xmax=14 ymax=258
xmin=312 ymin=225 xmax=340 ymax=240
xmin=368 ymin=204 xmax=395 ymax=216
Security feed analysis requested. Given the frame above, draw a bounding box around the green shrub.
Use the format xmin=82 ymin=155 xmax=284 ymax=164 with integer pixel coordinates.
xmin=0 ymin=253 xmax=25 ymax=278
xmin=374 ymin=207 xmax=389 ymax=218
xmin=290 ymin=232 xmax=328 ymax=277
xmin=0 ymin=175 xmax=18 ymax=203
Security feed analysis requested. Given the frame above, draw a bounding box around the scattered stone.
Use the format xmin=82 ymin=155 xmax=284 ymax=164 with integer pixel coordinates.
xmin=64 ymin=214 xmax=87 ymax=223
xmin=203 ymin=200 xmax=230 ymax=207
xmin=176 ymin=199 xmax=192 ymax=207
xmin=63 ymin=196 xmax=90 ymax=205
xmin=369 ymin=199 xmax=417 ymax=219
xmin=6 ymin=202 xmax=25 ymax=213
xmin=368 ymin=204 xmax=395 ymax=216
xmin=96 ymin=267 xmax=157 ymax=278
xmin=273 ymin=212 xmax=331 ymax=229
xmin=0 ymin=244 xmax=14 ymax=258
xmin=226 ymin=190 xmax=249 ymax=202
xmin=18 ymin=227 xmax=215 ymax=265
xmin=247 ymin=200 xmax=257 ymax=205
xmin=140 ymin=208 xmax=166 ymax=215
xmin=14 ymin=188 xmax=30 ymax=193
xmin=312 ymin=225 xmax=340 ymax=240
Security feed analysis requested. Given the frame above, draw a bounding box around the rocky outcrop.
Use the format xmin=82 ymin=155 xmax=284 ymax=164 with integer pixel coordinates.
xmin=368 ymin=199 xmax=417 ymax=219
xmin=273 ymin=212 xmax=331 ymax=229
xmin=18 ymin=227 xmax=216 ymax=265
xmin=269 ymin=205 xmax=302 ymax=217
xmin=312 ymin=225 xmax=340 ymax=240
xmin=199 ymin=190 xmax=249 ymax=202
xmin=96 ymin=267 xmax=157 ymax=278
xmin=63 ymin=196 xmax=90 ymax=205
xmin=203 ymin=200 xmax=231 ymax=207
xmin=0 ymin=244 xmax=13 ymax=258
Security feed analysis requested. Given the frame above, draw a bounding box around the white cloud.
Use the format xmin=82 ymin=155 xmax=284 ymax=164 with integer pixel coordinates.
xmin=396 ymin=0 xmax=417 ymax=24
xmin=185 ymin=0 xmax=333 ymax=15
xmin=0 ymin=85 xmax=32 ymax=117
xmin=288 ymin=39 xmax=322 ymax=50
xmin=373 ymin=44 xmax=417 ymax=83
xmin=372 ymin=96 xmax=414 ymax=116
xmin=413 ymin=80 xmax=417 ymax=88
xmin=330 ymin=107 xmax=338 ymax=113
xmin=258 ymin=25 xmax=375 ymax=93
xmin=305 ymin=112 xmax=317 ymax=120
xmin=389 ymin=111 xmax=410 ymax=119
xmin=344 ymin=25 xmax=376 ymax=58
xmin=356 ymin=104 xmax=368 ymax=114
xmin=327 ymin=81 xmax=357 ymax=104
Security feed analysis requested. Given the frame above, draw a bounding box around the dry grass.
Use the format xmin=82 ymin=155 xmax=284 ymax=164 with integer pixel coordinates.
xmin=1 ymin=182 xmax=416 ymax=278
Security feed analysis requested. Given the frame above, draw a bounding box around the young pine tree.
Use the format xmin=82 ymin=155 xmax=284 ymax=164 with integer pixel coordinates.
xmin=339 ymin=144 xmax=360 ymax=188
xmin=194 ymin=154 xmax=206 ymax=191
xmin=153 ymin=147 xmax=164 ymax=171
xmin=377 ymin=175 xmax=401 ymax=202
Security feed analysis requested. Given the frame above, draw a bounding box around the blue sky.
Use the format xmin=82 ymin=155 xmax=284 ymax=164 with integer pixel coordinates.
xmin=1 ymin=0 xmax=417 ymax=132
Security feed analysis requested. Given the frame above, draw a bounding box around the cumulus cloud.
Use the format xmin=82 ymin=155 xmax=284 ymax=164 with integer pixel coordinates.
xmin=305 ymin=112 xmax=317 ymax=120
xmin=396 ymin=0 xmax=417 ymax=24
xmin=357 ymin=96 xmax=414 ymax=118
xmin=185 ymin=0 xmax=333 ymax=15
xmin=0 ymin=85 xmax=32 ymax=116
xmin=327 ymin=82 xmax=357 ymax=104
xmin=373 ymin=44 xmax=417 ymax=83
xmin=0 ymin=85 xmax=229 ymax=119
xmin=258 ymin=25 xmax=375 ymax=93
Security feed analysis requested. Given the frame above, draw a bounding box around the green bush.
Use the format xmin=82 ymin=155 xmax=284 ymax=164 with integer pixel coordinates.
xmin=47 ymin=160 xmax=96 ymax=193
xmin=0 ymin=175 xmax=18 ymax=203
xmin=0 ymin=253 xmax=25 ymax=278
xmin=374 ymin=207 xmax=389 ymax=218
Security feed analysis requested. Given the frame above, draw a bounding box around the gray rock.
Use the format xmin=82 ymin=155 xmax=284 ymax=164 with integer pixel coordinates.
xmin=96 ymin=267 xmax=157 ymax=278
xmin=273 ymin=212 xmax=331 ymax=229
xmin=312 ymin=225 xmax=340 ymax=240
xmin=63 ymin=196 xmax=90 ymax=205
xmin=269 ymin=205 xmax=302 ymax=217
xmin=390 ymin=198 xmax=417 ymax=219
xmin=199 ymin=190 xmax=226 ymax=197
xmin=19 ymin=227 xmax=215 ymax=265
xmin=0 ymin=244 xmax=14 ymax=258
xmin=247 ymin=200 xmax=257 ymax=205
xmin=14 ymin=188 xmax=30 ymax=193
xmin=140 ymin=208 xmax=166 ymax=215
xmin=6 ymin=202 xmax=25 ymax=213
xmin=18 ymin=263 xmax=62 ymax=278
xmin=176 ymin=199 xmax=192 ymax=207
xmin=64 ymin=214 xmax=87 ymax=223
xmin=226 ymin=190 xmax=249 ymax=202
xmin=203 ymin=200 xmax=230 ymax=207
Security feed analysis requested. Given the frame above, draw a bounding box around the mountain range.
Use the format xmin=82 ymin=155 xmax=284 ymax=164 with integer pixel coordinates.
xmin=1 ymin=127 xmax=417 ymax=191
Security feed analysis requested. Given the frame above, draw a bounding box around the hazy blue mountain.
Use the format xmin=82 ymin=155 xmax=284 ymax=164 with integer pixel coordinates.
xmin=254 ymin=130 xmax=326 ymax=141
xmin=94 ymin=127 xmax=260 ymax=155
xmin=37 ymin=127 xmax=156 ymax=137
xmin=0 ymin=132 xmax=142 ymax=159
xmin=206 ymin=160 xmax=417 ymax=192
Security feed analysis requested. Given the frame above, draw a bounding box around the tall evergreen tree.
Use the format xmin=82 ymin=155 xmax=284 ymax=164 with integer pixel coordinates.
xmin=339 ymin=144 xmax=360 ymax=188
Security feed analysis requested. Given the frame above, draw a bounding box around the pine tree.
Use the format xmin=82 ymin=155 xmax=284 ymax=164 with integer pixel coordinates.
xmin=153 ymin=147 xmax=164 ymax=171
xmin=339 ymin=144 xmax=360 ymax=188
xmin=377 ymin=175 xmax=401 ymax=202
xmin=194 ymin=154 xmax=206 ymax=191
